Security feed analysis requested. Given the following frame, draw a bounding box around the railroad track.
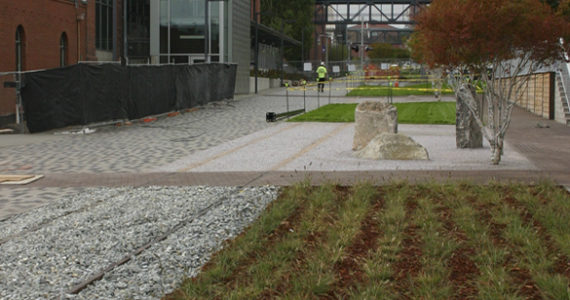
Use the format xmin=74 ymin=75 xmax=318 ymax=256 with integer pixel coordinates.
xmin=0 ymin=185 xmax=278 ymax=299
xmin=0 ymin=189 xmax=128 ymax=246
xmin=67 ymin=194 xmax=229 ymax=295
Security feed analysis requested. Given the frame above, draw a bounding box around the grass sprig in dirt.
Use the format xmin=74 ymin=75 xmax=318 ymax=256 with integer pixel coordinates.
xmin=166 ymin=182 xmax=570 ymax=299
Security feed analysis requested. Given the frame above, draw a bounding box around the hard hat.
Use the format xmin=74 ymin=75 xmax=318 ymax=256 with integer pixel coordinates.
xmin=320 ymin=61 xmax=325 ymax=66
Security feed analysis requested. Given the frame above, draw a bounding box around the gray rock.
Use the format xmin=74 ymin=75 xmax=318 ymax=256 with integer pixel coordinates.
xmin=353 ymin=101 xmax=398 ymax=151
xmin=456 ymin=84 xmax=483 ymax=148
xmin=353 ymin=132 xmax=429 ymax=160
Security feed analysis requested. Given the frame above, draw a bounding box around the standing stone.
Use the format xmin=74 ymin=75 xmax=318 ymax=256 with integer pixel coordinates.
xmin=353 ymin=101 xmax=398 ymax=151
xmin=456 ymin=84 xmax=483 ymax=148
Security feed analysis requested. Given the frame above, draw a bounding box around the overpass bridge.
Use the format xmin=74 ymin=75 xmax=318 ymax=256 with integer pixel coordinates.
xmin=314 ymin=0 xmax=431 ymax=25
xmin=310 ymin=1 xmax=431 ymax=68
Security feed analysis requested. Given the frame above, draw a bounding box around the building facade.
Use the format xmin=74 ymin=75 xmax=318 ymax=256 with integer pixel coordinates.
xmin=1 ymin=0 xmax=254 ymax=126
xmin=0 ymin=0 xmax=125 ymax=125
xmin=127 ymin=0 xmax=250 ymax=93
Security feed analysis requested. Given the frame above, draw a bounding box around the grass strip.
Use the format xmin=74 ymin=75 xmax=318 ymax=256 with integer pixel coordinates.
xmin=430 ymin=185 xmax=480 ymax=299
xmin=453 ymin=183 xmax=526 ymax=299
xmin=350 ymin=183 xmax=412 ymax=299
xmin=497 ymin=184 xmax=570 ymax=299
xmin=515 ymin=182 xmax=570 ymax=258
xmin=366 ymin=183 xmax=425 ymax=298
xmin=222 ymin=184 xmax=347 ymax=299
xmin=402 ymin=184 xmax=456 ymax=299
xmin=347 ymin=83 xmax=454 ymax=97
xmin=469 ymin=183 xmax=569 ymax=299
xmin=283 ymin=183 xmax=378 ymax=298
xmin=288 ymin=102 xmax=456 ymax=125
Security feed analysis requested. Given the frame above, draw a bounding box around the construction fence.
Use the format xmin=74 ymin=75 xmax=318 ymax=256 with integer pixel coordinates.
xmin=19 ymin=63 xmax=237 ymax=133
xmin=276 ymin=59 xmax=426 ymax=82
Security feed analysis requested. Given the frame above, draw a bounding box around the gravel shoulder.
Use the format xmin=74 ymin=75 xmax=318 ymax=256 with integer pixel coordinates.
xmin=0 ymin=185 xmax=279 ymax=299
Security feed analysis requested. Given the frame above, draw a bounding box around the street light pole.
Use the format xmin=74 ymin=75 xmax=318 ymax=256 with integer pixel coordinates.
xmin=301 ymin=29 xmax=304 ymax=64
xmin=204 ymin=0 xmax=209 ymax=63
xmin=360 ymin=17 xmax=364 ymax=70
xmin=280 ymin=20 xmax=284 ymax=87
xmin=254 ymin=1 xmax=259 ymax=93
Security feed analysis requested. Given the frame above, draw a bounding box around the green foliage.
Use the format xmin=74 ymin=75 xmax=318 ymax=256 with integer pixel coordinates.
xmin=260 ymin=0 xmax=315 ymax=61
xmin=368 ymin=43 xmax=411 ymax=60
xmin=541 ymin=0 xmax=561 ymax=9
xmin=328 ymin=44 xmax=349 ymax=61
xmin=410 ymin=0 xmax=567 ymax=68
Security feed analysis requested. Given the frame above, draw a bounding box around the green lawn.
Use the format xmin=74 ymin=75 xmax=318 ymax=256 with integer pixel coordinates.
xmin=347 ymin=82 xmax=454 ymax=97
xmin=288 ymin=102 xmax=456 ymax=125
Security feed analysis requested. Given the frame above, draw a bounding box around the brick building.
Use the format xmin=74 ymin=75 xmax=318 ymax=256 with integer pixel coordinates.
xmin=0 ymin=0 xmax=124 ymax=126
xmin=0 ymin=0 xmax=273 ymax=127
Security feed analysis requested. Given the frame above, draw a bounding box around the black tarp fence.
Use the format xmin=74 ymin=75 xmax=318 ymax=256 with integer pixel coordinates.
xmin=21 ymin=63 xmax=237 ymax=133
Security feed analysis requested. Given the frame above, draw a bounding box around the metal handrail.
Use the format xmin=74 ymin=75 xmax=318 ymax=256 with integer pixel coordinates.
xmin=557 ymin=63 xmax=570 ymax=112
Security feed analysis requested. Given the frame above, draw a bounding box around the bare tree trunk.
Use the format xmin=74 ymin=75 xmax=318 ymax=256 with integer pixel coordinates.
xmin=447 ymin=55 xmax=539 ymax=165
xmin=491 ymin=136 xmax=503 ymax=165
xmin=430 ymin=68 xmax=443 ymax=101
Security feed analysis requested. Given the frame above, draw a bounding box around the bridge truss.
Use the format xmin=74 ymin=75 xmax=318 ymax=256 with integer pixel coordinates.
xmin=314 ymin=0 xmax=431 ymax=25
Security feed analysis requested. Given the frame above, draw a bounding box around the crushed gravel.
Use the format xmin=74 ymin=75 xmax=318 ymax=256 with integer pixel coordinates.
xmin=0 ymin=185 xmax=279 ymax=299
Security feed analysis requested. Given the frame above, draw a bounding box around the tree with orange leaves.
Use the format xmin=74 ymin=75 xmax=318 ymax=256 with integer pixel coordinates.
xmin=410 ymin=0 xmax=569 ymax=164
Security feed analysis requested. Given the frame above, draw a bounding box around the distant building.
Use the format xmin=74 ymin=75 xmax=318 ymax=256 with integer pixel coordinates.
xmin=346 ymin=24 xmax=409 ymax=59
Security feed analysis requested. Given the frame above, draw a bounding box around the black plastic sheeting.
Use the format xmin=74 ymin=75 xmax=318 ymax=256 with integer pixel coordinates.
xmin=21 ymin=63 xmax=237 ymax=133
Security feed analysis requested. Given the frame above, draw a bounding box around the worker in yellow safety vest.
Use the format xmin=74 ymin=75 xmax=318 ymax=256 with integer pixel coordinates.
xmin=316 ymin=62 xmax=327 ymax=92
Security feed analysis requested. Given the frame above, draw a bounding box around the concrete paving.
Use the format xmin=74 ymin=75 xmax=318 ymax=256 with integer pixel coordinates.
xmin=154 ymin=122 xmax=534 ymax=172
xmin=0 ymin=82 xmax=569 ymax=220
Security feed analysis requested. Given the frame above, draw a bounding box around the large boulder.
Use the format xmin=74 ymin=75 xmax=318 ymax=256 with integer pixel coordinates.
xmin=354 ymin=133 xmax=429 ymax=160
xmin=353 ymin=101 xmax=398 ymax=151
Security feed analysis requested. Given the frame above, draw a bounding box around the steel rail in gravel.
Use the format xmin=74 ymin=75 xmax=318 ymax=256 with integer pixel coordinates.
xmin=67 ymin=194 xmax=230 ymax=295
xmin=0 ymin=189 xmax=127 ymax=246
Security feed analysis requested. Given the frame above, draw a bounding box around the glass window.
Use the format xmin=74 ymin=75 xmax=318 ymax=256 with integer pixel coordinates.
xmin=160 ymin=0 xmax=169 ymax=54
xmin=96 ymin=0 xmax=113 ymax=50
xmin=210 ymin=2 xmax=219 ymax=55
xmin=60 ymin=33 xmax=68 ymax=67
xmin=157 ymin=0 xmax=225 ymax=63
xmin=15 ymin=26 xmax=24 ymax=72
xmin=170 ymin=0 xmax=204 ymax=54
xmin=126 ymin=0 xmax=150 ymax=59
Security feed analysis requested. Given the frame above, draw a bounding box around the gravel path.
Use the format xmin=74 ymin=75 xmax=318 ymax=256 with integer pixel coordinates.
xmin=0 ymin=185 xmax=279 ymax=299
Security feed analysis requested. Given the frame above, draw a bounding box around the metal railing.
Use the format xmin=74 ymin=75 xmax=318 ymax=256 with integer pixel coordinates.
xmin=1 ymin=71 xmax=23 ymax=126
xmin=557 ymin=62 xmax=570 ymax=112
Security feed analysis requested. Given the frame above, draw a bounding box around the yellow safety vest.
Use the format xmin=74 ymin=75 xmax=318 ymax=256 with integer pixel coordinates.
xmin=317 ymin=66 xmax=327 ymax=79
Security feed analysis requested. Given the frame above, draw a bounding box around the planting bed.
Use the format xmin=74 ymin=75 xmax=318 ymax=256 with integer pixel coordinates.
xmin=166 ymin=182 xmax=569 ymax=299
